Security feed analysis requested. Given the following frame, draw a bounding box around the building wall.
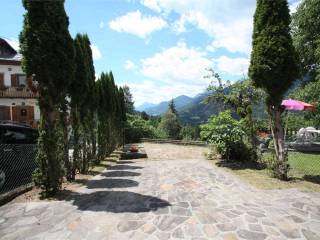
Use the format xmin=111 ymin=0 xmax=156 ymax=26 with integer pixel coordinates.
xmin=0 ymin=98 xmax=40 ymax=120
xmin=0 ymin=64 xmax=24 ymax=87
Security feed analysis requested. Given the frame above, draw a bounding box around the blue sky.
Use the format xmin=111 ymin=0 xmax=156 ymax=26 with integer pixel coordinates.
xmin=1 ymin=0 xmax=301 ymax=106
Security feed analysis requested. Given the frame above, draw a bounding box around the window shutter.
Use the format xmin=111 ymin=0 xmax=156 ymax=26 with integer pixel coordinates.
xmin=11 ymin=74 xmax=18 ymax=87
xmin=0 ymin=73 xmax=4 ymax=89
xmin=27 ymin=76 xmax=32 ymax=89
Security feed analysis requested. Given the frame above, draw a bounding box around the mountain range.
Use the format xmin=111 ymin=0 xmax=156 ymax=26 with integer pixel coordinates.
xmin=136 ymin=90 xmax=268 ymax=125
xmin=137 ymin=95 xmax=194 ymax=116
xmin=136 ymin=92 xmax=219 ymax=125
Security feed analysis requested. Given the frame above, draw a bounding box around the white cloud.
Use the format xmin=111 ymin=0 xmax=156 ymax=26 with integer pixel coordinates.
xmin=125 ymin=41 xmax=214 ymax=105
xmin=141 ymin=41 xmax=212 ymax=85
xmin=5 ymin=38 xmax=19 ymax=51
xmin=128 ymin=52 xmax=250 ymax=105
xmin=109 ymin=10 xmax=167 ymax=38
xmin=90 ymin=44 xmax=102 ymax=60
xmin=125 ymin=60 xmax=136 ymax=70
xmin=140 ymin=0 xmax=162 ymax=12
xmin=99 ymin=21 xmax=105 ymax=29
xmin=212 ymin=56 xmax=249 ymax=76
xmin=141 ymin=0 xmax=255 ymax=55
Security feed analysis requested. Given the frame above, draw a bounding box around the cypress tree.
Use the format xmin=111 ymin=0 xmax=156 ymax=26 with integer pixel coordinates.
xmin=168 ymin=99 xmax=178 ymax=116
xmin=249 ymin=0 xmax=298 ymax=179
xmin=69 ymin=34 xmax=88 ymax=179
xmin=119 ymin=87 xmax=127 ymax=145
xmin=20 ymin=0 xmax=75 ymax=194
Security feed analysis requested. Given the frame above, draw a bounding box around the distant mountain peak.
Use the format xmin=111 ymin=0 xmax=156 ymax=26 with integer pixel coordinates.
xmin=140 ymin=95 xmax=194 ymax=116
xmin=135 ymin=102 xmax=156 ymax=112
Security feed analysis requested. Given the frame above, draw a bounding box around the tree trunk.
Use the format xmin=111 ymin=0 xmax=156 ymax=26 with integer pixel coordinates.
xmin=269 ymin=106 xmax=288 ymax=180
xmin=71 ymin=106 xmax=80 ymax=180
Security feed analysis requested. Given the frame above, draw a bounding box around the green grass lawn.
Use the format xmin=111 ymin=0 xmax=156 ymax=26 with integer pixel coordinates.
xmin=212 ymin=151 xmax=320 ymax=192
xmin=288 ymin=152 xmax=320 ymax=176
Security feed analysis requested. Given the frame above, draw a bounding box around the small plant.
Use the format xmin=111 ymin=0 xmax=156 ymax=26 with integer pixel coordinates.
xmin=205 ymin=145 xmax=219 ymax=160
xmin=264 ymin=152 xmax=290 ymax=180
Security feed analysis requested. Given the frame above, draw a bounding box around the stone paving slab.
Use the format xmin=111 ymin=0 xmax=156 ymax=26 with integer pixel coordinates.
xmin=1 ymin=158 xmax=320 ymax=240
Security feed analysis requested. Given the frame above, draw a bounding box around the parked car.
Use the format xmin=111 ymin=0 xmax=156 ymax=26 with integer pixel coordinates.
xmin=0 ymin=122 xmax=38 ymax=193
xmin=289 ymin=127 xmax=320 ymax=153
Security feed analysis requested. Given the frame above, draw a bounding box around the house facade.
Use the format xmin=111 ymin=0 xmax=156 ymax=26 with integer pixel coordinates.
xmin=0 ymin=38 xmax=39 ymax=128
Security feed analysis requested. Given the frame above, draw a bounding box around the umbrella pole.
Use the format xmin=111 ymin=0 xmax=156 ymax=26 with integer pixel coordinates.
xmin=284 ymin=110 xmax=289 ymax=143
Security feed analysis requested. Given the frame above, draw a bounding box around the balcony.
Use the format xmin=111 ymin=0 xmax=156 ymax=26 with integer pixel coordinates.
xmin=0 ymin=86 xmax=38 ymax=98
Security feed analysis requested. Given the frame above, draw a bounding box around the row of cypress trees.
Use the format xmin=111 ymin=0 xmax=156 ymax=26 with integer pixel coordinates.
xmin=20 ymin=0 xmax=126 ymax=195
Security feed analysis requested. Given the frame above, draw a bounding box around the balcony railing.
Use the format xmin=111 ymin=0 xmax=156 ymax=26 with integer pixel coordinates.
xmin=0 ymin=87 xmax=38 ymax=98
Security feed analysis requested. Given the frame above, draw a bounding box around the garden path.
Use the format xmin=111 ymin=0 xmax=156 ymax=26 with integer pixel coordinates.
xmin=0 ymin=143 xmax=320 ymax=239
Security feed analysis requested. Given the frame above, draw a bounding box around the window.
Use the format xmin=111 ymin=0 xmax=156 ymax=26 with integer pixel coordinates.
xmin=21 ymin=109 xmax=27 ymax=116
xmin=17 ymin=75 xmax=27 ymax=87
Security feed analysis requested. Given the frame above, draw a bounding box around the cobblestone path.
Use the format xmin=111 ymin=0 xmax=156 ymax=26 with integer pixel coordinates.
xmin=1 ymin=157 xmax=320 ymax=239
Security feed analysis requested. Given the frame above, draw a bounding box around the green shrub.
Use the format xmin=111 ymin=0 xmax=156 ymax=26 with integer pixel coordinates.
xmin=200 ymin=111 xmax=245 ymax=160
xmin=180 ymin=125 xmax=198 ymax=141
xmin=229 ymin=141 xmax=258 ymax=162
xmin=125 ymin=114 xmax=157 ymax=143
xmin=254 ymin=119 xmax=269 ymax=133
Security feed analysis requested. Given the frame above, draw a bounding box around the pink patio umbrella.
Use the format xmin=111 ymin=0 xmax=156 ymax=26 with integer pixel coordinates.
xmin=281 ymin=99 xmax=316 ymax=140
xmin=281 ymin=99 xmax=316 ymax=111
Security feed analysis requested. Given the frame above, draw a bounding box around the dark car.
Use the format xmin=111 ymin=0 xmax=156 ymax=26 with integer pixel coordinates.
xmin=0 ymin=122 xmax=38 ymax=194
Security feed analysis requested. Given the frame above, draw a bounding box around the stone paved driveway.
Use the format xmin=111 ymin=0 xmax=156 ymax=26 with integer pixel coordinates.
xmin=1 ymin=158 xmax=320 ymax=239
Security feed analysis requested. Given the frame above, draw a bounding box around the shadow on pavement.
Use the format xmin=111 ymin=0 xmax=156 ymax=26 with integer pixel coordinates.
xmin=216 ymin=160 xmax=266 ymax=170
xmin=108 ymin=165 xmax=143 ymax=170
xmin=86 ymin=178 xmax=139 ymax=189
xmin=57 ymin=190 xmax=171 ymax=213
xmin=102 ymin=171 xmax=141 ymax=178
xmin=303 ymin=175 xmax=320 ymax=184
xmin=117 ymin=161 xmax=136 ymax=164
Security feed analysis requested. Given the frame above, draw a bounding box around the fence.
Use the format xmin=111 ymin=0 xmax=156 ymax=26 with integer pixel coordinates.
xmin=261 ymin=149 xmax=320 ymax=181
xmin=0 ymin=144 xmax=37 ymax=204
xmin=141 ymin=138 xmax=207 ymax=146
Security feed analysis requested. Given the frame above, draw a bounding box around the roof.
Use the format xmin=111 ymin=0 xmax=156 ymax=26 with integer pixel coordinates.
xmin=0 ymin=38 xmax=22 ymax=62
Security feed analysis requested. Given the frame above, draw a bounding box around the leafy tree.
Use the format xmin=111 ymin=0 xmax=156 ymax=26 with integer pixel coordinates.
xmin=122 ymin=85 xmax=135 ymax=114
xmin=206 ymin=73 xmax=264 ymax=150
xmin=140 ymin=111 xmax=149 ymax=121
xmin=125 ymin=114 xmax=158 ymax=143
xmin=223 ymin=80 xmax=263 ymax=150
xmin=249 ymin=0 xmax=299 ymax=179
xmin=20 ymin=0 xmax=75 ymax=194
xmin=292 ymin=0 xmax=320 ymax=83
xmin=200 ymin=111 xmax=245 ymax=160
xmin=290 ymin=80 xmax=320 ymax=127
xmin=205 ymin=68 xmax=230 ymax=113
xmin=290 ymin=0 xmax=320 ymax=128
xmin=180 ymin=125 xmax=198 ymax=141
xmin=158 ymin=111 xmax=181 ymax=139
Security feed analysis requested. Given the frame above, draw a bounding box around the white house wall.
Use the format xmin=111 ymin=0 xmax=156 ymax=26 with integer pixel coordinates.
xmin=0 ymin=64 xmax=24 ymax=87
